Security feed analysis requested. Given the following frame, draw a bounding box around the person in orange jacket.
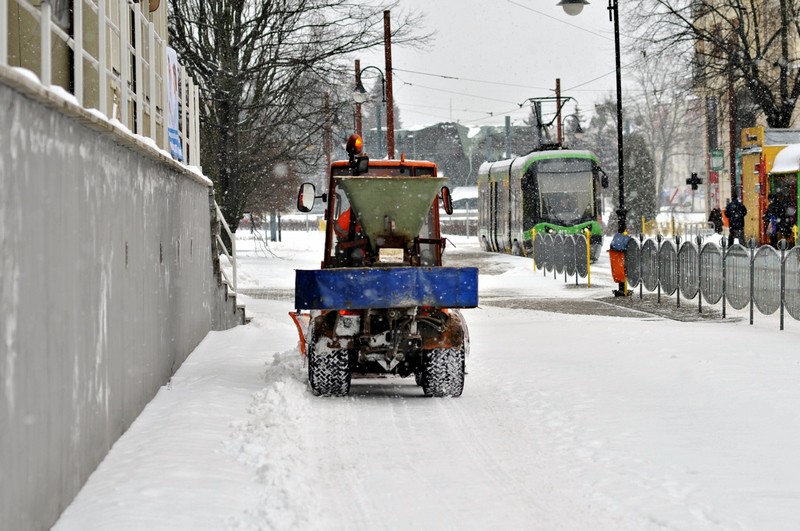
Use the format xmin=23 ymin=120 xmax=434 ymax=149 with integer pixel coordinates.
xmin=334 ymin=207 xmax=359 ymax=241
xmin=334 ymin=207 xmax=368 ymax=265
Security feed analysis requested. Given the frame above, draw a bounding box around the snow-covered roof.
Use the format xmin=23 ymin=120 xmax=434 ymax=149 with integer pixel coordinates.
xmin=771 ymin=143 xmax=800 ymax=174
xmin=764 ymin=129 xmax=800 ymax=146
xmin=451 ymin=186 xmax=478 ymax=201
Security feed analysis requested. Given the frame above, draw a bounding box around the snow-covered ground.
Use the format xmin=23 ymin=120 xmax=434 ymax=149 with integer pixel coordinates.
xmin=53 ymin=230 xmax=800 ymax=531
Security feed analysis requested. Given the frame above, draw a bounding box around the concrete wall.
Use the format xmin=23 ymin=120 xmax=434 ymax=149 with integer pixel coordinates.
xmin=0 ymin=68 xmax=243 ymax=530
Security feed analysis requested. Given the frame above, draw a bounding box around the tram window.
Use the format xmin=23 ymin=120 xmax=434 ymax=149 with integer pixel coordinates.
xmin=538 ymin=158 xmax=593 ymax=174
xmin=537 ymin=161 xmax=594 ymax=225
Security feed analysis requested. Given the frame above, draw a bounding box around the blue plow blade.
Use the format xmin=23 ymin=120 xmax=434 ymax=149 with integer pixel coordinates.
xmin=294 ymin=267 xmax=479 ymax=310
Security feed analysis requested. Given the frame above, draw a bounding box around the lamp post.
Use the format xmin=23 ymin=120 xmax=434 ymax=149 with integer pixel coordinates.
xmin=558 ymin=0 xmax=626 ymax=235
xmin=561 ymin=113 xmax=584 ymax=147
xmin=353 ymin=66 xmax=386 ymax=157
xmin=407 ymin=133 xmax=416 ymax=159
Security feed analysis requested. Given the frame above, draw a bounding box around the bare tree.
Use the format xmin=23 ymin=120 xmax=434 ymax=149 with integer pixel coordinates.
xmin=629 ymin=0 xmax=800 ymax=128
xmin=627 ymin=50 xmax=705 ymax=200
xmin=168 ymin=1 xmax=427 ymax=232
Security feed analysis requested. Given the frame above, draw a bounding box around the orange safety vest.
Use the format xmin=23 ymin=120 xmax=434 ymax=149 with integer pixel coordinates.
xmin=335 ymin=208 xmax=352 ymax=240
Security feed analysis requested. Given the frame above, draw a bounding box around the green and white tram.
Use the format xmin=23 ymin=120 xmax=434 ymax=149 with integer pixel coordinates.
xmin=477 ymin=149 xmax=607 ymax=260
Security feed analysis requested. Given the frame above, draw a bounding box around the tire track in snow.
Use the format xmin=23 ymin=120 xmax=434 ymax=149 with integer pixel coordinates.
xmin=387 ymin=395 xmax=464 ymax=521
xmin=318 ymin=396 xmax=387 ymax=531
xmin=431 ymin=397 xmax=564 ymax=527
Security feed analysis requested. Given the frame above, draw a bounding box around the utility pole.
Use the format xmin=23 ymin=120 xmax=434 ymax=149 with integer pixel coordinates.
xmin=505 ymin=116 xmax=511 ymax=158
xmin=728 ymin=37 xmax=738 ymax=200
xmin=355 ymin=60 xmax=362 ymax=138
xmin=324 ymin=92 xmax=331 ymax=167
xmin=384 ymin=10 xmax=395 ymax=159
xmin=556 ymin=78 xmax=563 ymax=147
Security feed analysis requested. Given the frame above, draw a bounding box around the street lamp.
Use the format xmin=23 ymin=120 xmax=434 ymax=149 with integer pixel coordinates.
xmin=563 ymin=114 xmax=584 ymax=135
xmin=561 ymin=113 xmax=584 ymax=146
xmin=558 ymin=0 xmax=626 ymax=236
xmin=557 ymin=0 xmax=588 ymax=15
xmin=353 ymin=66 xmax=386 ymax=157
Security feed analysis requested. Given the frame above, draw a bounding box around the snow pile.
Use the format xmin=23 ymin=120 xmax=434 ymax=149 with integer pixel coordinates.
xmin=224 ymin=350 xmax=323 ymax=530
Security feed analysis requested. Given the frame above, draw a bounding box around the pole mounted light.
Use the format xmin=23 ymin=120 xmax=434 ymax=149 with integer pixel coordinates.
xmin=557 ymin=0 xmax=589 ymax=16
xmin=353 ymin=66 xmax=386 ymax=155
xmin=558 ymin=0 xmax=627 ymax=295
xmin=563 ymin=114 xmax=584 ymax=137
xmin=557 ymin=0 xmax=625 ymax=235
xmin=353 ymin=66 xmax=385 ymax=104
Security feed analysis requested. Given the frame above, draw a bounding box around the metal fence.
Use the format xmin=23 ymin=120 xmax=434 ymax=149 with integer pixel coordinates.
xmin=531 ymin=232 xmax=800 ymax=330
xmin=625 ymin=236 xmax=800 ymax=330
xmin=640 ymin=217 xmax=715 ymax=240
xmin=532 ymin=232 xmax=592 ymax=286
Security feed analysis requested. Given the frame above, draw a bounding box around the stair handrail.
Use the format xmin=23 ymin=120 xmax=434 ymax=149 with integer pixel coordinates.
xmin=214 ymin=201 xmax=237 ymax=293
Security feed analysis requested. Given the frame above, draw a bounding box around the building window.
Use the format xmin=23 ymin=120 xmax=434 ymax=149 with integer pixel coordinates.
xmin=50 ymin=0 xmax=72 ymax=31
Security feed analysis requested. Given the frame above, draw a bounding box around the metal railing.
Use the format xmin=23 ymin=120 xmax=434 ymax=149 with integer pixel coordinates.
xmin=640 ymin=216 xmax=715 ymax=240
xmin=532 ymin=231 xmax=593 ymax=287
xmin=214 ymin=201 xmax=237 ymax=293
xmin=531 ymin=231 xmax=800 ymax=330
xmin=625 ymin=236 xmax=799 ymax=330
xmin=1 ymin=0 xmax=200 ymax=165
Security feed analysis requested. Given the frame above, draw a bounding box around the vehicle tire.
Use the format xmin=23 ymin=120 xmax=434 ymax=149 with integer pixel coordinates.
xmin=414 ymin=370 xmax=425 ymax=387
xmin=308 ymin=337 xmax=351 ymax=397
xmin=422 ymin=347 xmax=465 ymax=397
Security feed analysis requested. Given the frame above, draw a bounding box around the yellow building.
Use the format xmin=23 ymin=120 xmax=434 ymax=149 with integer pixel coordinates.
xmin=740 ymin=127 xmax=800 ymax=243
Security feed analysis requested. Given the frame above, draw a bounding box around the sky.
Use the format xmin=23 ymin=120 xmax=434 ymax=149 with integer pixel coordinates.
xmin=358 ymin=0 xmax=625 ymax=129
xmin=52 ymin=228 xmax=800 ymax=530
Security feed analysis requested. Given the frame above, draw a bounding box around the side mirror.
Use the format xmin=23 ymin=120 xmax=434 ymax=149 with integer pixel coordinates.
xmin=297 ymin=182 xmax=316 ymax=212
xmin=441 ymin=186 xmax=454 ymax=215
xmin=598 ymin=168 xmax=609 ymax=189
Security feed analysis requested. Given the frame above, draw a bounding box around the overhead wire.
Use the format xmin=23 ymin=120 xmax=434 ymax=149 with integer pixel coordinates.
xmin=389 ymin=0 xmax=647 ymax=124
xmin=393 ymin=67 xmax=552 ymax=91
xmin=504 ymin=0 xmax=613 ymax=40
xmin=397 ymin=79 xmax=521 ymax=106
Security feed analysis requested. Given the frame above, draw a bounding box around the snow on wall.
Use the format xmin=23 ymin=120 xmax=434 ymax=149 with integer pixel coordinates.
xmin=0 ymin=72 xmax=241 ymax=531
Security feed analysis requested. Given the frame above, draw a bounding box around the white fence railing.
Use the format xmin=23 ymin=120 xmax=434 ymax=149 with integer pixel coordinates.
xmin=215 ymin=201 xmax=238 ymax=293
xmin=1 ymin=0 xmax=200 ymax=166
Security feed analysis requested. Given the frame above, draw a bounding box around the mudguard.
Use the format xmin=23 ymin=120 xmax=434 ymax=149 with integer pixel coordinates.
xmin=421 ymin=309 xmax=469 ymax=351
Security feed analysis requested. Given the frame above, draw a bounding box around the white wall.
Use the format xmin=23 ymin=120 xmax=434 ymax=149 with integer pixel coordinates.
xmin=0 ymin=69 xmax=242 ymax=530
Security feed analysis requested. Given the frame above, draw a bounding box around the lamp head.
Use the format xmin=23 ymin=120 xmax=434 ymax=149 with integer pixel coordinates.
xmin=352 ymin=79 xmax=370 ymax=104
xmin=557 ymin=0 xmax=589 ymax=16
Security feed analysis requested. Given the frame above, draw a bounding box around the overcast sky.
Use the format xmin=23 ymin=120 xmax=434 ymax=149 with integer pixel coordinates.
xmin=358 ymin=0 xmax=630 ymax=129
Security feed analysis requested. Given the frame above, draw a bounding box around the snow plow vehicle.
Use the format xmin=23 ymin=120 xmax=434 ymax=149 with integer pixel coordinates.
xmin=290 ymin=135 xmax=478 ymax=397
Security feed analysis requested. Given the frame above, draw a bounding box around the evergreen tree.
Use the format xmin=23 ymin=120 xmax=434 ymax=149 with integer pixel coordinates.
xmin=624 ymin=132 xmax=658 ymax=229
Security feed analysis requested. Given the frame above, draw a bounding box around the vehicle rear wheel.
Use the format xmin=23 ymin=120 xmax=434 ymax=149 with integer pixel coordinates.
xmin=308 ymin=338 xmax=351 ymax=397
xmin=422 ymin=347 xmax=465 ymax=397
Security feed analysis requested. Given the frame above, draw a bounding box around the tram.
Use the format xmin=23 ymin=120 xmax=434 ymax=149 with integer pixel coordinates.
xmin=477 ymin=148 xmax=607 ymax=260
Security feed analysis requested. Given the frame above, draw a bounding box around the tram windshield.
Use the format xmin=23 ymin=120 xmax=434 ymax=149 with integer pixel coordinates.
xmin=537 ymin=158 xmax=594 ymax=225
